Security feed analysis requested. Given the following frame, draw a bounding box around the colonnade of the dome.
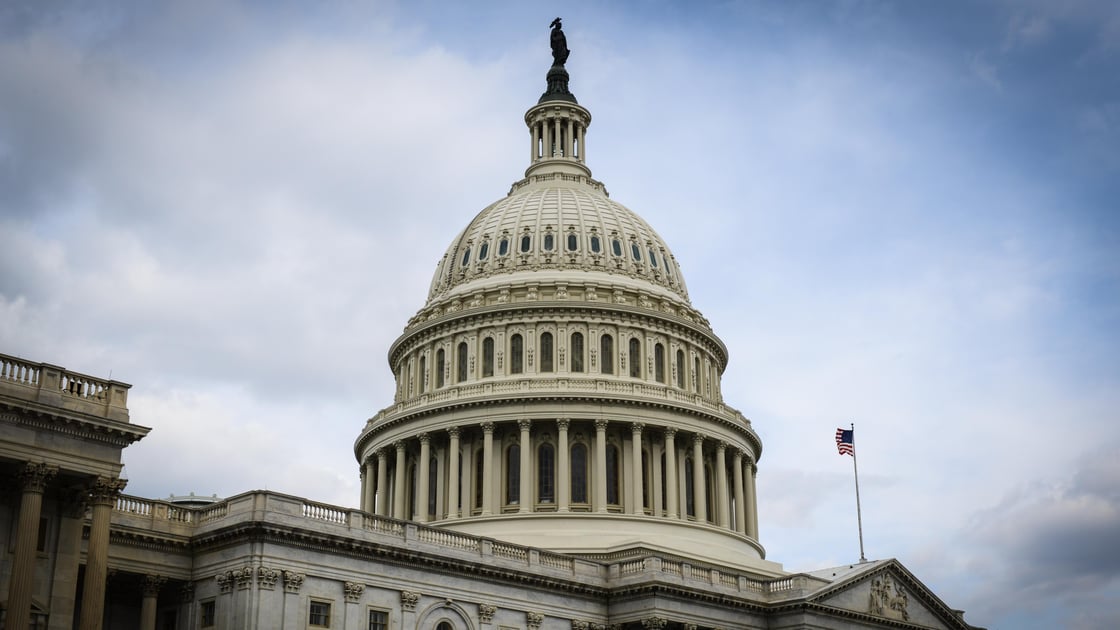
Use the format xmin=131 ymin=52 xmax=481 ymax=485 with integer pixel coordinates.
xmin=358 ymin=417 xmax=759 ymax=541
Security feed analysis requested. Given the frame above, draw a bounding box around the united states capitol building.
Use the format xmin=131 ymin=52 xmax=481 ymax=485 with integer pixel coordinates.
xmin=0 ymin=26 xmax=983 ymax=630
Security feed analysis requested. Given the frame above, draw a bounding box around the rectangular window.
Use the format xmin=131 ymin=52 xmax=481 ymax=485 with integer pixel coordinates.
xmin=369 ymin=609 xmax=389 ymax=630
xmin=200 ymin=601 xmax=216 ymax=628
xmin=310 ymin=601 xmax=332 ymax=627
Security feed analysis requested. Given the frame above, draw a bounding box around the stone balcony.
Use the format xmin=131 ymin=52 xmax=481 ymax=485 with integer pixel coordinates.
xmin=0 ymin=352 xmax=131 ymax=422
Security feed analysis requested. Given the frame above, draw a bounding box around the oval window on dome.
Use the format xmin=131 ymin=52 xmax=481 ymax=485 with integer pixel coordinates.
xmin=648 ymin=248 xmax=658 ymax=268
xmin=543 ymin=233 xmax=555 ymax=251
xmin=479 ymin=242 xmax=489 ymax=260
xmin=567 ymin=233 xmax=578 ymax=251
xmin=520 ymin=235 xmax=532 ymax=253
xmin=611 ymin=239 xmax=622 ymax=257
xmin=498 ymin=238 xmax=509 ymax=256
xmin=461 ymin=248 xmax=472 ymax=266
xmin=631 ymin=243 xmax=641 ymax=261
xmin=590 ymin=235 xmax=602 ymax=253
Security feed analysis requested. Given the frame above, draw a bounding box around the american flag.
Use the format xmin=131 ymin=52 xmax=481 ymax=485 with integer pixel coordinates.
xmin=835 ymin=428 xmax=854 ymax=456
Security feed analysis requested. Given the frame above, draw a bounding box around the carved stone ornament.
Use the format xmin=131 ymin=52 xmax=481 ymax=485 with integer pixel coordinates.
xmin=257 ymin=566 xmax=280 ymax=590
xmin=141 ymin=574 xmax=166 ymax=597
xmin=400 ymin=590 xmax=420 ymax=612
xmin=180 ymin=581 xmax=195 ymax=603
xmin=478 ymin=603 xmax=497 ymax=624
xmin=684 ymin=625 xmax=698 ymax=630
xmin=344 ymin=581 xmax=365 ymax=603
xmin=527 ymin=612 xmax=544 ymax=630
xmin=88 ymin=476 xmax=128 ymax=505
xmin=641 ymin=618 xmax=667 ymax=630
xmin=233 ymin=566 xmax=254 ymax=589
xmin=216 ymin=572 xmax=233 ymax=593
xmin=283 ymin=571 xmax=304 ymax=593
xmin=572 ymin=621 xmax=590 ymax=630
xmin=868 ymin=575 xmax=910 ymax=621
xmin=19 ymin=462 xmax=59 ymax=493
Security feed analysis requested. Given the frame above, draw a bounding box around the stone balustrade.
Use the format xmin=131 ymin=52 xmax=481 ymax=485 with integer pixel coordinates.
xmin=0 ymin=352 xmax=131 ymax=422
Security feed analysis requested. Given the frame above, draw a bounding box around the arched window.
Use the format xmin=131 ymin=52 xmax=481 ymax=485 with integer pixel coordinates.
xmin=570 ymin=332 xmax=584 ymax=372
xmin=437 ymin=623 xmax=454 ymax=630
xmin=435 ymin=349 xmax=445 ymax=389
xmin=571 ymin=443 xmax=588 ymax=504
xmin=540 ymin=332 xmax=554 ymax=372
xmin=407 ymin=463 xmax=417 ymax=519
xmin=506 ymin=445 xmax=520 ymax=505
xmin=693 ymin=356 xmax=701 ymax=393
xmin=660 ymin=452 xmax=667 ymax=513
xmin=482 ymin=337 xmax=494 ymax=377
xmin=641 ymin=450 xmax=650 ymax=510
xmin=457 ymin=342 xmax=469 ymax=383
xmin=631 ymin=242 xmax=642 ymax=261
xmin=705 ymin=463 xmax=715 ymax=524
xmin=606 ymin=444 xmax=620 ymax=506
xmin=567 ymin=233 xmax=578 ymax=251
xmin=479 ymin=241 xmax=489 ymax=260
xmin=654 ymin=343 xmax=665 ymax=383
xmin=538 ymin=443 xmax=555 ymax=504
xmin=498 ymin=237 xmax=510 ymax=256
xmin=629 ymin=338 xmax=642 ymax=378
xmin=600 ymin=335 xmax=614 ymax=374
xmin=684 ymin=458 xmax=695 ymax=518
xmin=676 ymin=349 xmax=685 ymax=388
xmin=428 ymin=456 xmax=438 ymax=518
xmin=510 ymin=334 xmax=524 ymax=374
xmin=590 ymin=235 xmax=602 ymax=253
xmin=648 ymin=248 xmax=658 ymax=268
xmin=611 ymin=239 xmax=623 ymax=257
xmin=543 ymin=233 xmax=555 ymax=251
xmin=520 ymin=234 xmax=532 ymax=253
xmin=418 ymin=355 xmax=426 ymax=394
xmin=461 ymin=247 xmax=471 ymax=267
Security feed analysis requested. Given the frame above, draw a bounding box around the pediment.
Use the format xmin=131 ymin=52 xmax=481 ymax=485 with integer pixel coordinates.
xmin=806 ymin=560 xmax=975 ymax=629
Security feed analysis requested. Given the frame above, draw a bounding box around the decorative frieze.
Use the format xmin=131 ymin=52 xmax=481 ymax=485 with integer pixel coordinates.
xmin=401 ymin=590 xmax=420 ymax=611
xmin=479 ymin=603 xmax=497 ymax=623
xmin=868 ymin=575 xmax=910 ymax=621
xmin=344 ymin=582 xmax=365 ymax=603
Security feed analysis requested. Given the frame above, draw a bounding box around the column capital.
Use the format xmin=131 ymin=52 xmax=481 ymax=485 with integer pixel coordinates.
xmin=418 ymin=432 xmax=431 ymax=445
xmin=447 ymin=426 xmax=461 ymax=439
xmin=481 ymin=421 xmax=495 ymax=434
xmin=692 ymin=433 xmax=705 ymax=447
xmin=373 ymin=448 xmax=383 ymax=458
xmin=631 ymin=422 xmax=645 ymax=434
xmin=556 ymin=418 xmax=570 ymax=430
xmin=733 ymin=449 xmax=744 ymax=463
xmin=518 ymin=419 xmax=532 ymax=431
xmin=641 ymin=617 xmax=667 ymax=630
xmin=594 ymin=419 xmax=608 ymax=431
xmin=394 ymin=440 xmax=406 ymax=452
xmin=664 ymin=426 xmax=677 ymax=439
xmin=141 ymin=574 xmax=166 ymax=597
xmin=716 ymin=441 xmax=727 ymax=452
xmin=19 ymin=462 xmax=59 ymax=493
xmin=88 ymin=476 xmax=127 ymax=505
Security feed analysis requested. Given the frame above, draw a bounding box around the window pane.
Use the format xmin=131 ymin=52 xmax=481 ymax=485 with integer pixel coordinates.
xmin=540 ymin=332 xmax=554 ymax=372
xmin=511 ymin=334 xmax=524 ymax=374
xmin=567 ymin=233 xmax=578 ymax=251
xmin=570 ymin=332 xmax=584 ymax=372
xmin=428 ymin=456 xmax=438 ymax=517
xmin=436 ymin=349 xmax=445 ymax=388
xmin=479 ymin=241 xmax=489 ymax=260
xmin=676 ymin=350 xmax=685 ymax=388
xmin=498 ymin=238 xmax=509 ymax=256
xmin=507 ymin=446 xmax=520 ymax=504
xmin=606 ymin=445 xmax=619 ymax=505
xmin=654 ymin=343 xmax=665 ymax=383
xmin=543 ymin=233 xmax=554 ymax=251
xmin=369 ymin=610 xmax=389 ymax=630
xmin=457 ymin=342 xmax=468 ymax=382
xmin=631 ymin=243 xmax=641 ymax=261
xmin=461 ymin=248 xmax=471 ymax=266
xmin=600 ymin=335 xmax=614 ymax=374
xmin=629 ymin=338 xmax=642 ymax=378
xmin=310 ymin=602 xmax=331 ymax=627
xmin=482 ymin=338 xmax=494 ymax=377
xmin=571 ymin=444 xmax=588 ymax=503
xmin=520 ymin=235 xmax=532 ymax=253
xmin=590 ymin=235 xmax=601 ymax=253
xmin=611 ymin=239 xmax=622 ymax=257
xmin=538 ymin=443 xmax=555 ymax=503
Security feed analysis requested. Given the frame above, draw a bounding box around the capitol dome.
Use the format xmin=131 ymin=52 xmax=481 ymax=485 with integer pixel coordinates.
xmin=355 ymin=48 xmax=773 ymax=575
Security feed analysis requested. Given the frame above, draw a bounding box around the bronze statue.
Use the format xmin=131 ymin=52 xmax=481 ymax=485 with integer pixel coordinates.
xmin=550 ymin=17 xmax=569 ymax=67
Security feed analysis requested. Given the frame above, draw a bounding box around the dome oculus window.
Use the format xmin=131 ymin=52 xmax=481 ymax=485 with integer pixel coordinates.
xmin=520 ymin=235 xmax=532 ymax=253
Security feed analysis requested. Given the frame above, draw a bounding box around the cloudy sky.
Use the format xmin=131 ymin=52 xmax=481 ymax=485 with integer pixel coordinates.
xmin=2 ymin=1 xmax=1118 ymax=627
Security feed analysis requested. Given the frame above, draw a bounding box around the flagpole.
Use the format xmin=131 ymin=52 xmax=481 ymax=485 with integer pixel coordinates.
xmin=851 ymin=422 xmax=867 ymax=563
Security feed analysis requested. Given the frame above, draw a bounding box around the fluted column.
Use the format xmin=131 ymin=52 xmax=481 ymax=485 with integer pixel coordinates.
xmin=692 ymin=434 xmax=706 ymax=522
xmin=553 ymin=118 xmax=561 ymax=157
xmin=375 ymin=449 xmax=388 ymax=517
xmin=417 ymin=433 xmax=431 ymax=522
xmin=557 ymin=418 xmax=570 ymax=512
xmin=733 ymin=450 xmax=747 ymax=535
xmin=363 ymin=458 xmax=376 ymax=513
xmin=393 ymin=441 xmax=406 ymax=519
xmin=578 ymin=125 xmax=586 ymax=161
xmin=746 ymin=461 xmax=759 ymax=538
xmin=447 ymin=427 xmax=460 ymax=518
xmin=566 ymin=118 xmax=574 ymax=157
xmin=531 ymin=123 xmax=539 ymax=162
xmin=79 ymin=476 xmax=127 ymax=630
xmin=664 ymin=428 xmax=678 ymax=518
xmin=518 ymin=420 xmax=532 ymax=512
xmin=139 ymin=575 xmax=166 ymax=630
xmin=481 ymin=422 xmax=495 ymax=515
xmin=594 ymin=420 xmax=608 ymax=512
xmin=7 ymin=462 xmax=59 ymax=630
xmin=715 ymin=442 xmax=730 ymax=528
xmin=631 ymin=423 xmax=645 ymax=515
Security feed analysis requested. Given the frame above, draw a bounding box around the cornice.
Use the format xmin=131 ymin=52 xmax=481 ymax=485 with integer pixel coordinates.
xmin=0 ymin=404 xmax=149 ymax=447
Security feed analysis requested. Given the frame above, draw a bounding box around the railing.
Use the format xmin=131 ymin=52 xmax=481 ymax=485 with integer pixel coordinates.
xmin=539 ymin=551 xmax=574 ymax=571
xmin=302 ymin=501 xmax=348 ymax=524
xmin=0 ymin=352 xmax=131 ymax=419
xmin=492 ymin=542 xmax=528 ymax=562
xmin=417 ymin=527 xmax=480 ymax=551
xmin=0 ymin=356 xmax=40 ymax=386
xmin=116 ymin=496 xmax=154 ymax=516
xmin=198 ymin=503 xmax=228 ymax=523
xmin=363 ymin=514 xmax=405 ymax=536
